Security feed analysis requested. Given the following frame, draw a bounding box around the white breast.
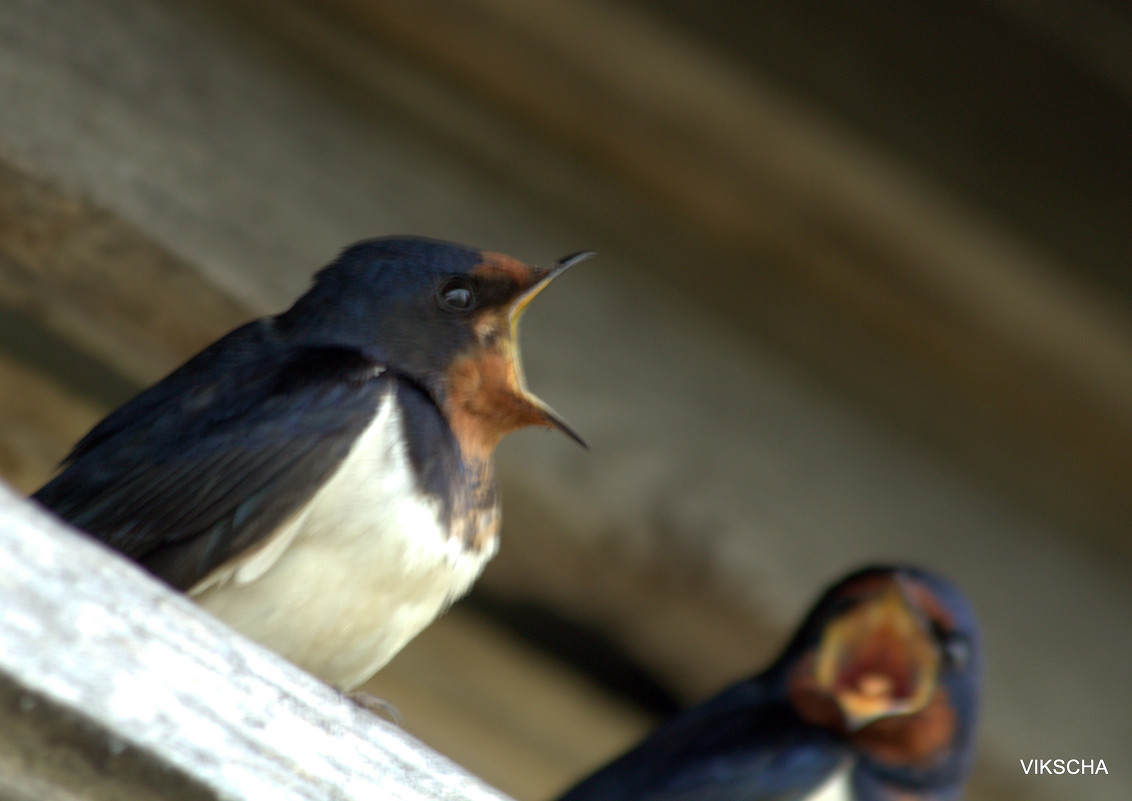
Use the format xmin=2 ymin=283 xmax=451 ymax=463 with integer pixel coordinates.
xmin=805 ymin=763 xmax=855 ymax=801
xmin=190 ymin=388 xmax=495 ymax=690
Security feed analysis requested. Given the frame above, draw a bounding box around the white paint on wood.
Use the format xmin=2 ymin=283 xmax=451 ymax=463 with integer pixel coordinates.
xmin=0 ymin=482 xmax=512 ymax=801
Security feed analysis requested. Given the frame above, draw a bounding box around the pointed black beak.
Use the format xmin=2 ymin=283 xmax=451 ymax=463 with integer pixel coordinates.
xmin=507 ymin=250 xmax=594 ymax=450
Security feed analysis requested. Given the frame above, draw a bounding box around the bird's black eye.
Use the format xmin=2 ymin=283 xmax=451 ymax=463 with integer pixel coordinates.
xmin=437 ymin=277 xmax=477 ymax=314
xmin=932 ymin=620 xmax=971 ymax=672
xmin=943 ymin=634 xmax=971 ymax=672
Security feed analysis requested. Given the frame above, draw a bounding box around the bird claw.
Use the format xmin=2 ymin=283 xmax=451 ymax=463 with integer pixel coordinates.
xmin=347 ymin=691 xmax=404 ymax=726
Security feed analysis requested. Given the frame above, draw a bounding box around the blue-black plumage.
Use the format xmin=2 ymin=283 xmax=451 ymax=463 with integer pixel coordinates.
xmin=556 ymin=565 xmax=981 ymax=801
xmin=33 ymin=235 xmax=590 ymax=689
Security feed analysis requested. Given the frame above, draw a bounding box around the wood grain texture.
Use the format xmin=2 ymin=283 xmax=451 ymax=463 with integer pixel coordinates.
xmin=0 ymin=482 xmax=513 ymax=801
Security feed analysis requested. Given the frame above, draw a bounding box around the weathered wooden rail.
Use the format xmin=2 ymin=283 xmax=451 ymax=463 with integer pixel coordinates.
xmin=0 ymin=482 xmax=512 ymax=801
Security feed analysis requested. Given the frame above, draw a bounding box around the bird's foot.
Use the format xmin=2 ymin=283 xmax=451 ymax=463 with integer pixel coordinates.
xmin=347 ymin=691 xmax=404 ymax=726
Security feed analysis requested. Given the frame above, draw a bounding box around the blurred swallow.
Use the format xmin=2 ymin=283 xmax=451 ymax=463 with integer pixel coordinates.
xmin=556 ymin=565 xmax=981 ymax=801
xmin=34 ymin=236 xmax=590 ymax=690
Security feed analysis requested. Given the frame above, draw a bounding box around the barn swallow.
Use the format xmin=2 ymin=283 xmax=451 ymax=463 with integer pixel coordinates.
xmin=33 ymin=236 xmax=590 ymax=691
xmin=556 ymin=565 xmax=981 ymax=801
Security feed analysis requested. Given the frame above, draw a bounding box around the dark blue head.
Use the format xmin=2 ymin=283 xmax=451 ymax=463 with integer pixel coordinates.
xmin=278 ymin=237 xmax=490 ymax=367
xmin=771 ymin=565 xmax=981 ymax=796
xmin=276 ymin=236 xmax=590 ymax=453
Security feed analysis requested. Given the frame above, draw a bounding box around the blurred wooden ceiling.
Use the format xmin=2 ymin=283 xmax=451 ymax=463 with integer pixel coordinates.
xmin=293 ymin=0 xmax=1132 ymax=555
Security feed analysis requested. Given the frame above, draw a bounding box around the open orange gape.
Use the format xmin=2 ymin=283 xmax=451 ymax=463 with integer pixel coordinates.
xmin=813 ymin=580 xmax=941 ymax=731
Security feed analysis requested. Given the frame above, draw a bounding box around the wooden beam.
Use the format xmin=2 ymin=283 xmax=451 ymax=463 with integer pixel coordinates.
xmin=0 ymin=482 xmax=512 ymax=801
xmin=0 ymin=161 xmax=251 ymax=392
xmin=306 ymin=0 xmax=1132 ymax=548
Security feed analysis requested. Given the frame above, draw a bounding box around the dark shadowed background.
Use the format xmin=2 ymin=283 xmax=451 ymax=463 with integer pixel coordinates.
xmin=1 ymin=1 xmax=1129 ymax=799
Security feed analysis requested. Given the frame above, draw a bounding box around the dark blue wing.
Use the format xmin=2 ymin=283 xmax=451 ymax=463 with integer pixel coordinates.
xmin=33 ymin=318 xmax=389 ymax=590
xmin=557 ymin=681 xmax=847 ymax=801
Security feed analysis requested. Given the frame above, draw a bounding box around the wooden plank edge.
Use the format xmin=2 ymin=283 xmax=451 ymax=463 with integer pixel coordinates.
xmin=0 ymin=482 xmax=513 ymax=801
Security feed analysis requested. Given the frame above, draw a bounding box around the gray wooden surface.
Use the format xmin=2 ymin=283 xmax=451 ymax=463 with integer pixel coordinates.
xmin=0 ymin=483 xmax=512 ymax=801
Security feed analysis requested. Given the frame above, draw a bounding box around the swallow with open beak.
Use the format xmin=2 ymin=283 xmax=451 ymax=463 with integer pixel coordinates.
xmin=556 ymin=565 xmax=981 ymax=801
xmin=34 ymin=236 xmax=590 ymax=691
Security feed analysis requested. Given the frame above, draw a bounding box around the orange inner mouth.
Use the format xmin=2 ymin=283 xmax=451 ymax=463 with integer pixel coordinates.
xmin=815 ymin=583 xmax=940 ymax=729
